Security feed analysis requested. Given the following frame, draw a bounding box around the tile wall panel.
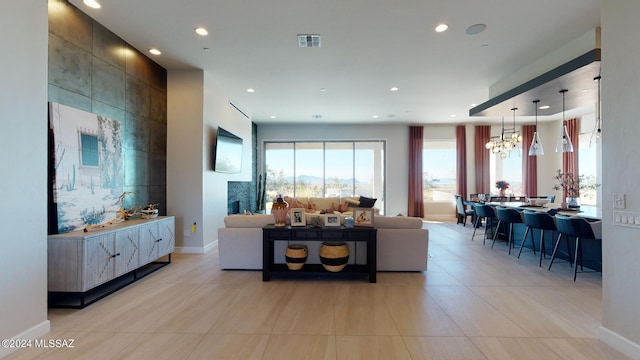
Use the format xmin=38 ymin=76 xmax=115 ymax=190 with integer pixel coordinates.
xmin=92 ymin=22 xmax=126 ymax=70
xmin=92 ymin=56 xmax=125 ymax=108
xmin=48 ymin=2 xmax=167 ymax=222
xmin=48 ymin=34 xmax=92 ymax=97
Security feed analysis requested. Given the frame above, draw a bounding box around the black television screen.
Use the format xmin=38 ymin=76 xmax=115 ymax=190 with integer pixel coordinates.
xmin=213 ymin=127 xmax=243 ymax=173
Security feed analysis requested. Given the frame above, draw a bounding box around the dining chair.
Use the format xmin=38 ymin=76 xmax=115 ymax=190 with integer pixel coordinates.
xmin=455 ymin=195 xmax=474 ymax=226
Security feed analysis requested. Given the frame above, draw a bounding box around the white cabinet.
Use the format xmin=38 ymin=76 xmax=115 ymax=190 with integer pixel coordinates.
xmin=48 ymin=216 xmax=174 ymax=307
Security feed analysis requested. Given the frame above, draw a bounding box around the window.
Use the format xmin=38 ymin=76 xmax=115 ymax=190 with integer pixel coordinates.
xmin=578 ymin=132 xmax=599 ymax=205
xmin=422 ymin=140 xmax=456 ymax=202
xmin=489 ymin=149 xmax=523 ymax=196
xmin=264 ymin=141 xmax=385 ymax=211
xmin=80 ymin=133 xmax=99 ymax=167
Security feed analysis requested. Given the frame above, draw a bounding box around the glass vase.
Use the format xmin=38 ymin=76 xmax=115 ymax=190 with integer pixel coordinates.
xmin=565 ymin=197 xmax=580 ymax=209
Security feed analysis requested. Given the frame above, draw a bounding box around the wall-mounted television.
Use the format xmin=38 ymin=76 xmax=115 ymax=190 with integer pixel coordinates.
xmin=213 ymin=127 xmax=243 ymax=173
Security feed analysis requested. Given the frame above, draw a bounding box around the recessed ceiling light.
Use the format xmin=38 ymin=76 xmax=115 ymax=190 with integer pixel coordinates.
xmin=148 ymin=48 xmax=161 ymax=55
xmin=390 ymin=86 xmax=399 ymax=92
xmin=83 ymin=0 xmax=101 ymax=9
xmin=372 ymin=115 xmax=379 ymax=119
xmin=450 ymin=114 xmax=457 ymax=118
xmin=465 ymin=24 xmax=486 ymax=35
xmin=270 ymin=115 xmax=276 ymax=119
xmin=195 ymin=27 xmax=208 ymax=36
xmin=539 ymin=105 xmax=550 ymax=110
xmin=470 ymin=103 xmax=477 ymax=107
xmin=435 ymin=23 xmax=449 ymax=33
xmin=319 ymin=88 xmax=326 ymax=92
xmin=246 ymin=88 xmax=255 ymax=93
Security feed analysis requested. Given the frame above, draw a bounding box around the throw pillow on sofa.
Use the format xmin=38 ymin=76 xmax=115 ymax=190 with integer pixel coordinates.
xmin=358 ymin=196 xmax=377 ymax=208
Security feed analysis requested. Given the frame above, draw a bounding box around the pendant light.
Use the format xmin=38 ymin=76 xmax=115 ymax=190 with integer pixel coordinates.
xmin=590 ymin=75 xmax=602 ymax=146
xmin=555 ymin=89 xmax=574 ymax=153
xmin=528 ymin=99 xmax=544 ymax=156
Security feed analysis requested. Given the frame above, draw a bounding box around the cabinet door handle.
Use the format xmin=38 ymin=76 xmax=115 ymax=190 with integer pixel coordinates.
xmin=111 ymin=253 xmax=121 ymax=258
xmin=156 ymin=238 xmax=163 ymax=243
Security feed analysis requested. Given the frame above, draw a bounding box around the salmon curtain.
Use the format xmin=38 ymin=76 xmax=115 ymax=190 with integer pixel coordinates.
xmin=456 ymin=125 xmax=467 ymax=199
xmin=408 ymin=126 xmax=424 ymax=218
xmin=562 ymin=118 xmax=579 ymax=198
xmin=522 ymin=125 xmax=537 ymax=196
xmin=474 ymin=125 xmax=491 ymax=194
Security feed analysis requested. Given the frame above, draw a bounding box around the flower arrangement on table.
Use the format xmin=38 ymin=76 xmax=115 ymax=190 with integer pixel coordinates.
xmin=495 ymin=180 xmax=509 ymax=196
xmin=552 ymin=169 xmax=599 ymax=198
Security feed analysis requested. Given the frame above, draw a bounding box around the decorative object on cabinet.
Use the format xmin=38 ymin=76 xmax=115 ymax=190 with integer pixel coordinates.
xmin=271 ymin=194 xmax=289 ymax=226
xmin=285 ymin=244 xmax=308 ymax=270
xmin=354 ymin=208 xmax=374 ymax=227
xmin=290 ymin=208 xmax=306 ymax=226
xmin=324 ymin=214 xmax=340 ymax=227
xmin=319 ymin=241 xmax=350 ymax=272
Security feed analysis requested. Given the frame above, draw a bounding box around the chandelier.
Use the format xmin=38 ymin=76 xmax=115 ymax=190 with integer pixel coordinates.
xmin=485 ymin=107 xmax=523 ymax=159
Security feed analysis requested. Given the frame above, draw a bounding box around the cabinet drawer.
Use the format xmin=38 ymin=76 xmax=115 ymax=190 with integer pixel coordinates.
xmin=321 ymin=231 xmax=345 ymax=240
xmin=268 ymin=230 xmax=292 ymax=240
xmin=293 ymin=230 xmax=319 ymax=239
xmin=347 ymin=231 xmax=372 ymax=241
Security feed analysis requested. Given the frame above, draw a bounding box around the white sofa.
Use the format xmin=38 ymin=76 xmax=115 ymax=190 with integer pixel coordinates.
xmin=217 ymin=214 xmax=429 ymax=271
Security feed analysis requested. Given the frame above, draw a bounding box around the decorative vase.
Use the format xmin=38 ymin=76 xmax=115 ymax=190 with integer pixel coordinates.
xmin=285 ymin=244 xmax=308 ymax=270
xmin=319 ymin=241 xmax=349 ymax=272
xmin=271 ymin=194 xmax=289 ymax=226
xmin=344 ymin=216 xmax=355 ymax=228
xmin=566 ymin=197 xmax=580 ymax=209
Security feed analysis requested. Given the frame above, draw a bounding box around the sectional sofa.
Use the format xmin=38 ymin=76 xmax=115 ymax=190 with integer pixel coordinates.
xmin=217 ymin=212 xmax=429 ymax=271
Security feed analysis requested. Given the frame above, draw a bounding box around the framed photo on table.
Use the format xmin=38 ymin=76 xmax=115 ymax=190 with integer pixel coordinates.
xmin=290 ymin=208 xmax=306 ymax=226
xmin=354 ymin=208 xmax=374 ymax=227
xmin=324 ymin=214 xmax=340 ymax=227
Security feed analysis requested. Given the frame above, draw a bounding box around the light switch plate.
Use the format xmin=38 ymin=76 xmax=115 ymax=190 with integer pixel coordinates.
xmin=613 ymin=193 xmax=625 ymax=209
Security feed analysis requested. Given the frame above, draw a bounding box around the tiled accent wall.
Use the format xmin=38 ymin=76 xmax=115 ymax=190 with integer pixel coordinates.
xmin=47 ymin=1 xmax=167 ymax=222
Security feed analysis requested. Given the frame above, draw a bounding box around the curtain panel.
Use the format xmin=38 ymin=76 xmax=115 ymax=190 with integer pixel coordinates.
xmin=562 ymin=118 xmax=579 ymax=198
xmin=408 ymin=126 xmax=424 ymax=218
xmin=522 ymin=125 xmax=538 ymax=196
xmin=456 ymin=125 xmax=467 ymax=199
xmin=474 ymin=125 xmax=491 ymax=194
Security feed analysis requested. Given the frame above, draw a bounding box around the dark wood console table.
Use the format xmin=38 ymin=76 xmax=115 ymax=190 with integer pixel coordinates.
xmin=262 ymin=225 xmax=377 ymax=283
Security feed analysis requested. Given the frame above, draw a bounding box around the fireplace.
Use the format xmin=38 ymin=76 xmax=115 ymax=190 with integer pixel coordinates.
xmin=227 ymin=181 xmax=253 ymax=215
xmin=228 ymin=200 xmax=240 ymax=215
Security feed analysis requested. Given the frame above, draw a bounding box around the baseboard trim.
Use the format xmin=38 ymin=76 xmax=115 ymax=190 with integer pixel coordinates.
xmin=175 ymin=240 xmax=217 ymax=254
xmin=598 ymin=325 xmax=640 ymax=360
xmin=0 ymin=320 xmax=51 ymax=358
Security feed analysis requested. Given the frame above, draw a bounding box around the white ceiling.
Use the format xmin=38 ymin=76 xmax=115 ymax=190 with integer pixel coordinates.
xmin=68 ymin=0 xmax=601 ymax=125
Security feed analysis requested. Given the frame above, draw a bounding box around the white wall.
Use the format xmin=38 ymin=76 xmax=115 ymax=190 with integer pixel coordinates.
xmin=167 ymin=70 xmax=205 ymax=251
xmin=202 ymin=72 xmax=252 ymax=248
xmin=258 ymin=124 xmax=408 ymax=216
xmin=168 ymin=70 xmax=252 ymax=252
xmin=0 ymin=1 xmax=50 ymax=357
xmin=599 ymin=1 xmax=640 ymax=358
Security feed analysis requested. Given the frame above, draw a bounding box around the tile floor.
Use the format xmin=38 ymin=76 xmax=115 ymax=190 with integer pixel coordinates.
xmin=5 ymin=221 xmax=629 ymax=359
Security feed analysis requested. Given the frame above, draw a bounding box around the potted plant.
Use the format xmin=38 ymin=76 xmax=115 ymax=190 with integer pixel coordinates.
xmin=255 ymin=172 xmax=267 ymax=214
xmin=552 ymin=169 xmax=600 ymax=208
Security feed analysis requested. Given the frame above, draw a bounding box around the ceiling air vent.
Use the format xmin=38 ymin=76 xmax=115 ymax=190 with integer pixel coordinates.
xmin=311 ymin=114 xmax=322 ymax=119
xmin=298 ymin=34 xmax=321 ymax=48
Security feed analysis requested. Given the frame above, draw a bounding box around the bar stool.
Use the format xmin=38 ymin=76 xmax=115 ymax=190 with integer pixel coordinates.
xmin=550 ymin=215 xmax=602 ymax=281
xmin=493 ymin=207 xmax=523 ymax=254
xmin=471 ymin=204 xmax=496 ymax=245
xmin=519 ymin=211 xmax=556 ymax=267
